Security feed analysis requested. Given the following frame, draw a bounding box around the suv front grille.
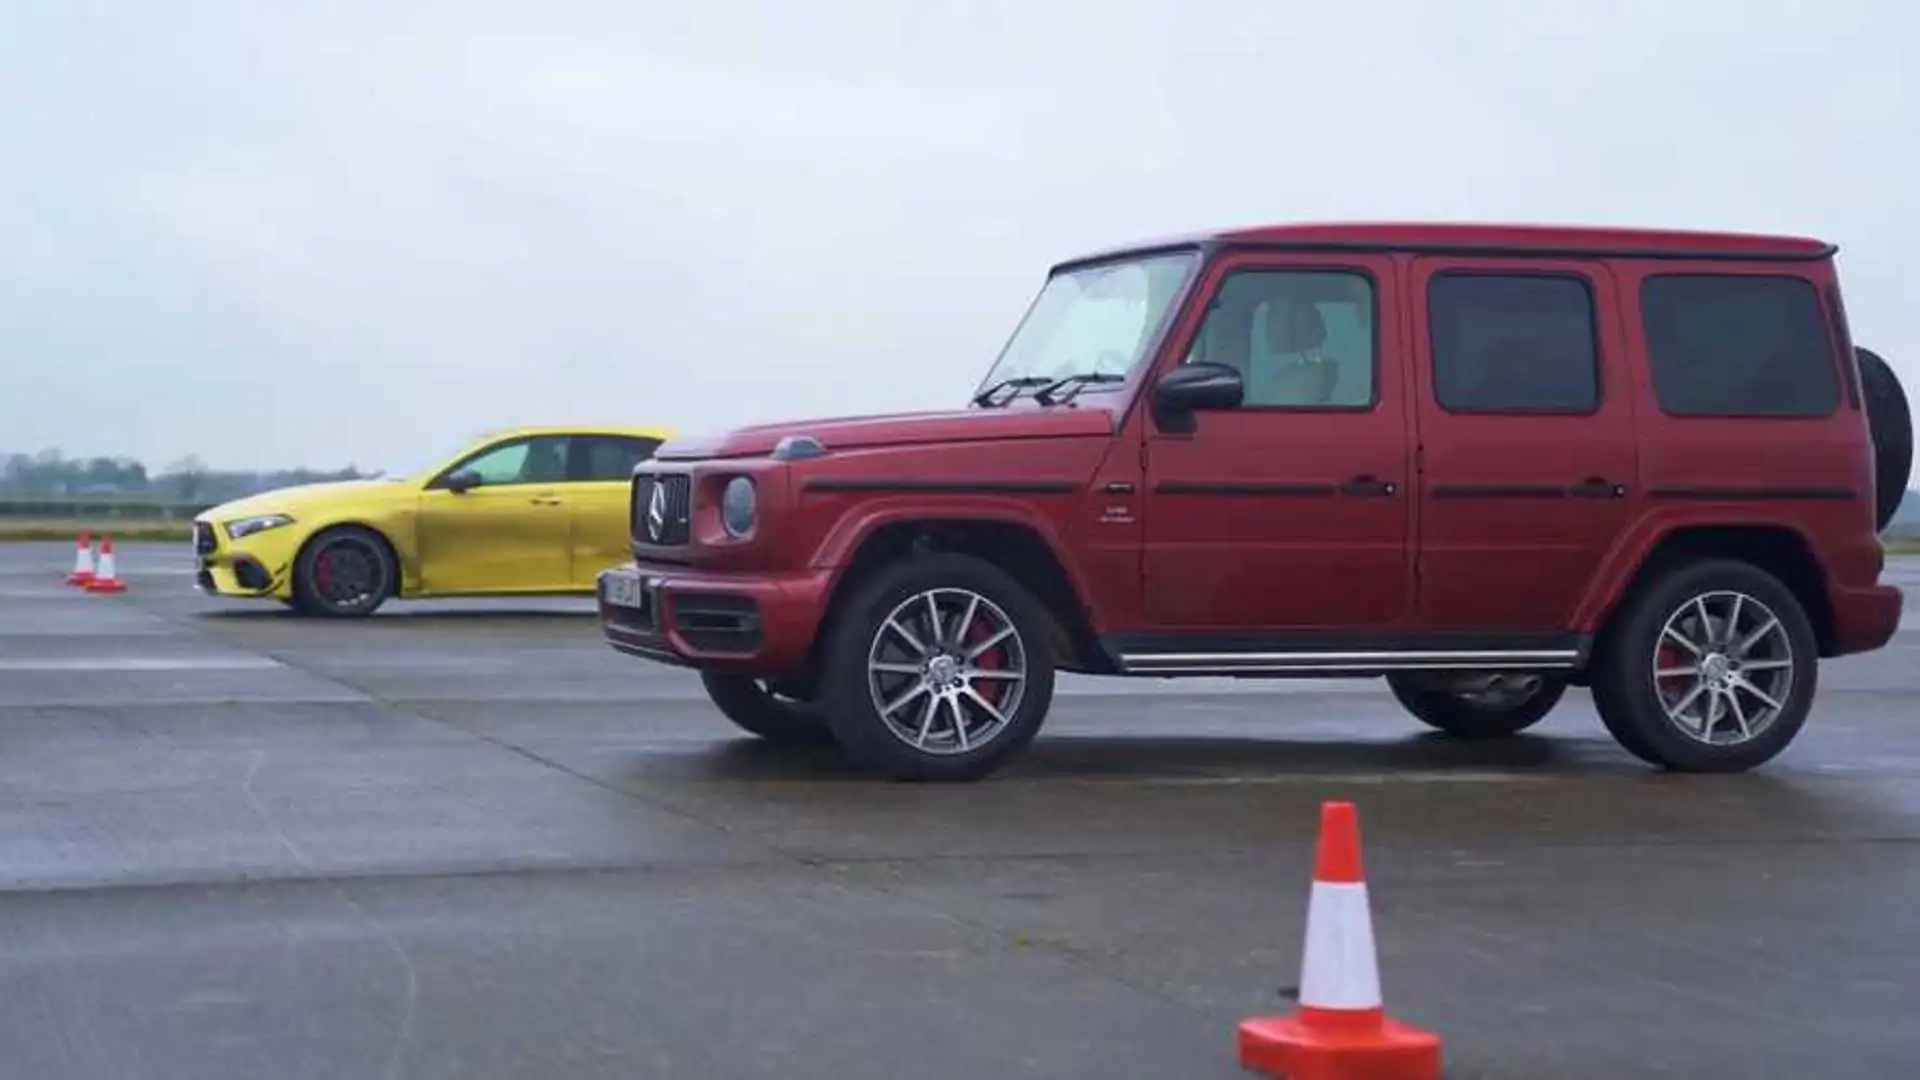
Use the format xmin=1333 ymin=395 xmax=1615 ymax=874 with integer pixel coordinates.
xmin=193 ymin=521 xmax=217 ymax=555
xmin=631 ymin=473 xmax=692 ymax=546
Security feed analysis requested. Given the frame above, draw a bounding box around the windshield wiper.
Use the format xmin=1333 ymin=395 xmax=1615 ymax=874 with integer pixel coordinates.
xmin=1034 ymin=372 xmax=1124 ymax=406
xmin=971 ymin=375 xmax=1053 ymax=408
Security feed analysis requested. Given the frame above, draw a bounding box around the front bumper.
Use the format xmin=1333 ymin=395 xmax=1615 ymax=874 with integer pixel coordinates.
xmin=597 ymin=562 xmax=836 ymax=676
xmin=191 ymin=519 xmax=297 ymax=599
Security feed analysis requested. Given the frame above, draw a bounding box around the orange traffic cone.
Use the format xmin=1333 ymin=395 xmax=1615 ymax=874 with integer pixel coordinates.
xmin=64 ymin=531 xmax=96 ymax=586
xmin=84 ymin=537 xmax=127 ymax=594
xmin=1238 ymin=801 xmax=1441 ymax=1080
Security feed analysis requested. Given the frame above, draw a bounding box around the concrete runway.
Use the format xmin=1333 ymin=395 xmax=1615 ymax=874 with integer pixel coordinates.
xmin=1 ymin=541 xmax=1916 ymax=1079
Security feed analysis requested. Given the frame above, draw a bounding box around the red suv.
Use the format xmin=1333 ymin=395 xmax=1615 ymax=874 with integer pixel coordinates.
xmin=599 ymin=222 xmax=1910 ymax=782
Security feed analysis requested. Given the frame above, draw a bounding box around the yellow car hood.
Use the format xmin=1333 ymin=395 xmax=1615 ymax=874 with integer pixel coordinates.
xmin=198 ymin=479 xmax=412 ymax=522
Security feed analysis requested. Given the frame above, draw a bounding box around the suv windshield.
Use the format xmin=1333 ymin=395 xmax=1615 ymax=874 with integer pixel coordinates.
xmin=974 ymin=251 xmax=1197 ymax=405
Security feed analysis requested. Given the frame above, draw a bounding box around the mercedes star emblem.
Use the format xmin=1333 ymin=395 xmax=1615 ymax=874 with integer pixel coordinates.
xmin=645 ymin=482 xmax=667 ymax=542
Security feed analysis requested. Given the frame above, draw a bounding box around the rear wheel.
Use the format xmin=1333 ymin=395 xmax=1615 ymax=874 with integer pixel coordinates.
xmin=1386 ymin=671 xmax=1567 ymax=738
xmin=290 ymin=526 xmax=393 ymax=618
xmin=1590 ymin=559 xmax=1818 ymax=772
xmin=699 ymin=672 xmax=833 ymax=744
xmin=817 ymin=553 xmax=1056 ymax=782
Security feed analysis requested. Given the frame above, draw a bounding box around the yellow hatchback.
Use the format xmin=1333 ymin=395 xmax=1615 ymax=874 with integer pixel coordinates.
xmin=191 ymin=424 xmax=672 ymax=616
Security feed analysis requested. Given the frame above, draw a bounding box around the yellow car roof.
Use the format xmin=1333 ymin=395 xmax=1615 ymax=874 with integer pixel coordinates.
xmin=469 ymin=423 xmax=676 ymax=441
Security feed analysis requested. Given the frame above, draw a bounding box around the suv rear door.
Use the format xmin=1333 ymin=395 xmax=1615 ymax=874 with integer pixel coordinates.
xmin=1407 ymin=257 xmax=1640 ymax=635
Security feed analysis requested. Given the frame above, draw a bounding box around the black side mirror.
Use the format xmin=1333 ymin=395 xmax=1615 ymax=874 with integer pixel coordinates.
xmin=1153 ymin=362 xmax=1243 ymax=432
xmin=445 ymin=469 xmax=482 ymax=494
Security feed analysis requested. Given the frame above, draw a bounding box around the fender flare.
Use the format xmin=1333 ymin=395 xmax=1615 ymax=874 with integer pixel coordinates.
xmin=808 ymin=496 xmax=1106 ymax=629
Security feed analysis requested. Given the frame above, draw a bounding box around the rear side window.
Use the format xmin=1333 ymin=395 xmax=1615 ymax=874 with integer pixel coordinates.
xmin=1428 ymin=274 xmax=1600 ymax=413
xmin=574 ymin=436 xmax=662 ymax=481
xmin=1640 ymin=274 xmax=1840 ymax=417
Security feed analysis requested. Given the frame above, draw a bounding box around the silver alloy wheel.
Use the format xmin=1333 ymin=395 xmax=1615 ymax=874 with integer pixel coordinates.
xmin=865 ymin=587 xmax=1028 ymax=755
xmin=1652 ymin=589 xmax=1795 ymax=746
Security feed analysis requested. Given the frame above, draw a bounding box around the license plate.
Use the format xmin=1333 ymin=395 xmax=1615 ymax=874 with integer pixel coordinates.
xmin=601 ymin=570 xmax=650 ymax=612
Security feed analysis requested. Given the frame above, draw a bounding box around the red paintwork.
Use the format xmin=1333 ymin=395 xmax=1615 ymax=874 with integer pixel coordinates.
xmin=655 ymin=407 xmax=1116 ymax=461
xmin=603 ymin=221 xmax=1901 ymax=676
xmin=1141 ymin=250 xmax=1414 ymax=632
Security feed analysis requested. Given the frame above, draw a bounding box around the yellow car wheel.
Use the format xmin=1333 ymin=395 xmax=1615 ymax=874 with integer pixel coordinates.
xmin=291 ymin=525 xmax=396 ymax=618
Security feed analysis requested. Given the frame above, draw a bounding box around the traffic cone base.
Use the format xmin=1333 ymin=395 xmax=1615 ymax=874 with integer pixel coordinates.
xmin=1238 ymin=1013 xmax=1441 ymax=1080
xmin=84 ymin=538 xmax=126 ymax=594
xmin=1237 ymin=801 xmax=1441 ymax=1080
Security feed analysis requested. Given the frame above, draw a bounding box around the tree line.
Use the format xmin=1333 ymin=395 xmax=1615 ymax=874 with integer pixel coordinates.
xmin=2 ymin=450 xmax=376 ymax=506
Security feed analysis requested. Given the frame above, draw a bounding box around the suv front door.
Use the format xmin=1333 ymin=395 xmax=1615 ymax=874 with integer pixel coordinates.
xmin=1140 ymin=253 xmax=1414 ymax=646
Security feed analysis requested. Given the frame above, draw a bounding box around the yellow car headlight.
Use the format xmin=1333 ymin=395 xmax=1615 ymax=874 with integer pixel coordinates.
xmin=226 ymin=514 xmax=295 ymax=540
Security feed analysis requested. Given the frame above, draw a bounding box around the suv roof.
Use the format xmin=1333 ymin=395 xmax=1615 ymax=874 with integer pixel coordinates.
xmin=1057 ymin=221 xmax=1837 ymax=272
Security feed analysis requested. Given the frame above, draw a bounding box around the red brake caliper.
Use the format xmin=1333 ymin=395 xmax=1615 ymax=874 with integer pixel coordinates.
xmin=965 ymin=617 xmax=1009 ymax=710
xmin=1655 ymin=641 xmax=1686 ymax=708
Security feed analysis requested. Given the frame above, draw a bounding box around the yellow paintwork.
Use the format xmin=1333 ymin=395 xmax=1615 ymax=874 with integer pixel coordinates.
xmin=191 ymin=424 xmax=672 ymax=604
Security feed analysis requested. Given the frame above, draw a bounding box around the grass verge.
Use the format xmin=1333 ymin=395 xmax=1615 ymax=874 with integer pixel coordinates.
xmin=0 ymin=520 xmax=193 ymax=542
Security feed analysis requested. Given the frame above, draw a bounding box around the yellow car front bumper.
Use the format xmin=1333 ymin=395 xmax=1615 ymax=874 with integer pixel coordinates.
xmin=191 ymin=519 xmax=305 ymax=600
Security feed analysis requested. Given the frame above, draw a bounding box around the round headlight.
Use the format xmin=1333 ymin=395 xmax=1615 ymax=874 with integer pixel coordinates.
xmin=720 ymin=476 xmax=757 ymax=537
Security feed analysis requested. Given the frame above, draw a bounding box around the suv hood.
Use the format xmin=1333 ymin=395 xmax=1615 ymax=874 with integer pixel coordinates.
xmin=655 ymin=406 xmax=1117 ymax=461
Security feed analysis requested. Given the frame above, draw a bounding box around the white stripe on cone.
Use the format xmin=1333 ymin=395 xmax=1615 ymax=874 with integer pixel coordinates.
xmin=71 ymin=541 xmax=93 ymax=577
xmin=1297 ymin=880 xmax=1383 ymax=1010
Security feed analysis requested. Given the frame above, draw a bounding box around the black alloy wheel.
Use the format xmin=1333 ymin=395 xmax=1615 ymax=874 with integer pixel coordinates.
xmin=291 ymin=526 xmax=394 ymax=618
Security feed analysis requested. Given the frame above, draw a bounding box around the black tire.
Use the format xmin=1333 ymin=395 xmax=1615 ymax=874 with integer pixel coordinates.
xmin=1857 ymin=347 xmax=1911 ymax=533
xmin=817 ymin=552 xmax=1057 ymax=782
xmin=699 ymin=672 xmax=833 ymax=744
xmin=290 ymin=525 xmax=394 ymax=618
xmin=1590 ymin=558 xmax=1818 ymax=773
xmin=1385 ymin=672 xmax=1567 ymax=738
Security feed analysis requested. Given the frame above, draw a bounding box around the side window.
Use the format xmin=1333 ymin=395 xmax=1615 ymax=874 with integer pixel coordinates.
xmin=1183 ymin=269 xmax=1376 ymax=408
xmin=445 ymin=436 xmax=570 ymax=487
xmin=574 ymin=436 xmax=661 ymax=482
xmin=1640 ymin=274 xmax=1840 ymax=417
xmin=1428 ymin=274 xmax=1599 ymax=413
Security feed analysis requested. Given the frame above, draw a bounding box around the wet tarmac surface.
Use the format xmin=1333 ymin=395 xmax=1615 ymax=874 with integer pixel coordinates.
xmin=1 ymin=541 xmax=1916 ymax=1078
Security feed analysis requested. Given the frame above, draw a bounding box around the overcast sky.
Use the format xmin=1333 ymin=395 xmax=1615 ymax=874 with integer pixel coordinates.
xmin=1 ymin=0 xmax=1913 ymax=474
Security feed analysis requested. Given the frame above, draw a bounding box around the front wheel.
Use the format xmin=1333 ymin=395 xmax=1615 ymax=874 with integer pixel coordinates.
xmin=817 ymin=553 xmax=1057 ymax=782
xmin=290 ymin=526 xmax=394 ymax=617
xmin=699 ymin=672 xmax=833 ymax=744
xmin=1386 ymin=671 xmax=1567 ymax=738
xmin=1590 ymin=559 xmax=1818 ymax=773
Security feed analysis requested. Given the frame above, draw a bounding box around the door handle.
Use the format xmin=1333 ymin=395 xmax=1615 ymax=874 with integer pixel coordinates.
xmin=529 ymin=493 xmax=563 ymax=506
xmin=1338 ymin=475 xmax=1398 ymax=498
xmin=1568 ymin=477 xmax=1628 ymax=499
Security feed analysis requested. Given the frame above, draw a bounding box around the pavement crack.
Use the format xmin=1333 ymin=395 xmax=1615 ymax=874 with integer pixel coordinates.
xmin=239 ymin=749 xmax=420 ymax=1080
xmin=379 ymin=702 xmax=821 ymax=868
xmin=171 ymin=631 xmax=812 ymax=867
xmin=825 ymin=867 xmax=1213 ymax=1020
